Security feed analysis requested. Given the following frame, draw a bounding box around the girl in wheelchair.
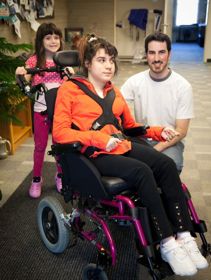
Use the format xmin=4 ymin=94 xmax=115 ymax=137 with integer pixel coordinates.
xmin=52 ymin=34 xmax=208 ymax=277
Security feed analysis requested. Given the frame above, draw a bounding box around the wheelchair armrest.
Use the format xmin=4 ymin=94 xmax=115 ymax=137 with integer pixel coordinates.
xmin=124 ymin=125 xmax=149 ymax=137
xmin=48 ymin=142 xmax=82 ymax=156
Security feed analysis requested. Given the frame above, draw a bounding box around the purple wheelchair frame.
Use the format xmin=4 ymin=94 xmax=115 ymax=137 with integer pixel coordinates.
xmin=67 ymin=183 xmax=209 ymax=268
xmin=81 ymin=195 xmax=148 ymax=266
xmin=48 ymin=134 xmax=210 ymax=280
xmin=47 ymin=153 xmax=209 ymax=280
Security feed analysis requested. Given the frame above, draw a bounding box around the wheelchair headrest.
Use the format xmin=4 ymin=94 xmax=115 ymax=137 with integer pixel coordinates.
xmin=53 ymin=50 xmax=80 ymax=67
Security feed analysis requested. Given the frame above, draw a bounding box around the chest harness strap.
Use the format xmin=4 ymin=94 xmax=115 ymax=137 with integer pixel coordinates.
xmin=70 ymin=79 xmax=123 ymax=132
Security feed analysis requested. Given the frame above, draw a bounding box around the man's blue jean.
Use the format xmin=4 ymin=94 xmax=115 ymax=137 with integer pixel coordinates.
xmin=146 ymin=139 xmax=185 ymax=173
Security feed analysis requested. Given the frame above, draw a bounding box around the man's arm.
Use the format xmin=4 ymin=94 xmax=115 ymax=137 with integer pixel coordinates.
xmin=153 ymin=119 xmax=190 ymax=152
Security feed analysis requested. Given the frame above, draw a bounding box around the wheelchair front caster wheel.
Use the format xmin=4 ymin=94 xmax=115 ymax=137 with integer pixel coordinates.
xmin=136 ymin=263 xmax=162 ymax=280
xmin=82 ymin=263 xmax=108 ymax=280
xmin=201 ymin=243 xmax=211 ymax=257
xmin=37 ymin=196 xmax=70 ymax=254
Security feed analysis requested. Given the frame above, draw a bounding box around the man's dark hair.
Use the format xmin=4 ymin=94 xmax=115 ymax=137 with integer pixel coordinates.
xmin=144 ymin=32 xmax=171 ymax=53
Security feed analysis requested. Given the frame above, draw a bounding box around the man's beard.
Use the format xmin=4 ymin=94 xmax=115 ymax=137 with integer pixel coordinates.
xmin=150 ymin=61 xmax=167 ymax=74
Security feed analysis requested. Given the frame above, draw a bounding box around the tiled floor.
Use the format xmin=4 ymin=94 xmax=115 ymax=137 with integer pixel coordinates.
xmin=0 ymin=43 xmax=211 ymax=278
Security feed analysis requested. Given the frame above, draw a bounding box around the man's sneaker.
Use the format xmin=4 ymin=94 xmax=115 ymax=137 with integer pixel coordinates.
xmin=29 ymin=177 xmax=42 ymax=198
xmin=55 ymin=173 xmax=62 ymax=193
xmin=160 ymin=239 xmax=197 ymax=276
xmin=178 ymin=236 xmax=209 ymax=269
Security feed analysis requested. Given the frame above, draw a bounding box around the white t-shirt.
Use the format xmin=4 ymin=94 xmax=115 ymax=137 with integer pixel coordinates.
xmin=121 ymin=69 xmax=194 ymax=129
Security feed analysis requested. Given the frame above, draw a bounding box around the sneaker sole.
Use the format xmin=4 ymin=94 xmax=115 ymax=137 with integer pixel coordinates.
xmin=161 ymin=254 xmax=198 ymax=276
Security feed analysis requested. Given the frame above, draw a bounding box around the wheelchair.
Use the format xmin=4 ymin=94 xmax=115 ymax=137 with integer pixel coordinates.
xmin=17 ymin=50 xmax=211 ymax=280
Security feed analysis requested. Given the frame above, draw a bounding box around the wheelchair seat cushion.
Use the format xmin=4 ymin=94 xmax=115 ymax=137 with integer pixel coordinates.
xmin=101 ymin=177 xmax=128 ymax=195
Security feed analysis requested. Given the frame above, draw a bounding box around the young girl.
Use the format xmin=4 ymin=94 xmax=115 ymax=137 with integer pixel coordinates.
xmin=53 ymin=34 xmax=208 ymax=277
xmin=15 ymin=23 xmax=72 ymax=198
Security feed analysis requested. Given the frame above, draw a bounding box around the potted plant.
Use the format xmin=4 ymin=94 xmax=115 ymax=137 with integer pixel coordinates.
xmin=0 ymin=37 xmax=32 ymax=124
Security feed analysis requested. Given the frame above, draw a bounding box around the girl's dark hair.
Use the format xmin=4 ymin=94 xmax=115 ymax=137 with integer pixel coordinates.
xmin=77 ymin=33 xmax=118 ymax=77
xmin=35 ymin=22 xmax=63 ymax=69
xmin=144 ymin=32 xmax=171 ymax=53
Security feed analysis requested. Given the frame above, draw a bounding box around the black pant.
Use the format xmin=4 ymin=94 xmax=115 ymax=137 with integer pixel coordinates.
xmin=90 ymin=142 xmax=193 ymax=240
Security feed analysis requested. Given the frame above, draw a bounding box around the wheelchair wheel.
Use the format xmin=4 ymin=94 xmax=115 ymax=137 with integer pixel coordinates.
xmin=82 ymin=263 xmax=108 ymax=280
xmin=37 ymin=196 xmax=70 ymax=253
xmin=136 ymin=262 xmax=157 ymax=280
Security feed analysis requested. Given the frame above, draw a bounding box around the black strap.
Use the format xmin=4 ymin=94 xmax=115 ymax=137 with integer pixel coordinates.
xmin=70 ymin=79 xmax=123 ymax=131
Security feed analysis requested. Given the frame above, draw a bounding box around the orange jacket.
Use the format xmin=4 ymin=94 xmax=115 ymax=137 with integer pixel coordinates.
xmin=53 ymin=77 xmax=164 ymax=157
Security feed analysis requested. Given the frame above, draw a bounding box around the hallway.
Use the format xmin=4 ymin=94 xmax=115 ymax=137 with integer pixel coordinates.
xmin=171 ymin=42 xmax=204 ymax=62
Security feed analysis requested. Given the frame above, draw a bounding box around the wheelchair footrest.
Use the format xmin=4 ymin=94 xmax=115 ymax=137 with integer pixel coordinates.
xmin=193 ymin=219 xmax=207 ymax=233
xmin=137 ymin=253 xmax=174 ymax=280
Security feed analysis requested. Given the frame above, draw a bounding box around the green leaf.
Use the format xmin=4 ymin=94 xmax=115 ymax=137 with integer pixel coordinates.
xmin=0 ymin=37 xmax=32 ymax=123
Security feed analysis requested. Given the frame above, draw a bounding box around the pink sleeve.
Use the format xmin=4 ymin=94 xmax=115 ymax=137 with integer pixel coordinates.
xmin=26 ymin=55 xmax=37 ymax=68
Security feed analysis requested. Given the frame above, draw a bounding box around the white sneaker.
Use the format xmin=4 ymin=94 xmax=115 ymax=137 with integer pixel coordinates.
xmin=178 ymin=236 xmax=209 ymax=270
xmin=160 ymin=239 xmax=197 ymax=276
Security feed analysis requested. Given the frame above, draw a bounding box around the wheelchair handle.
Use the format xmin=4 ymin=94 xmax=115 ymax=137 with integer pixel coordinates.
xmin=16 ymin=74 xmax=31 ymax=96
xmin=25 ymin=50 xmax=80 ymax=75
xmin=26 ymin=66 xmax=61 ymax=75
xmin=17 ymin=50 xmax=80 ymax=105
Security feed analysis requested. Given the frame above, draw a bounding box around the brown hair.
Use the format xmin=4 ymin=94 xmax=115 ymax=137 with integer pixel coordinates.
xmin=35 ymin=22 xmax=63 ymax=69
xmin=77 ymin=33 xmax=118 ymax=77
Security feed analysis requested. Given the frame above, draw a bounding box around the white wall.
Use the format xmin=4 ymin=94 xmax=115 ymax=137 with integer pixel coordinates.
xmin=0 ymin=0 xmax=70 ymax=46
xmin=2 ymin=0 xmax=210 ymax=63
xmin=163 ymin=0 xmax=173 ymax=38
xmin=67 ymin=0 xmax=114 ymax=44
xmin=204 ymin=0 xmax=211 ymax=62
xmin=114 ymin=0 xmax=164 ymax=58
xmin=67 ymin=0 xmax=164 ymax=58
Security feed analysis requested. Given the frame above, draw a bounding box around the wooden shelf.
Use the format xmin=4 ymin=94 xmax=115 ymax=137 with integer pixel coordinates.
xmin=0 ymin=98 xmax=32 ymax=154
